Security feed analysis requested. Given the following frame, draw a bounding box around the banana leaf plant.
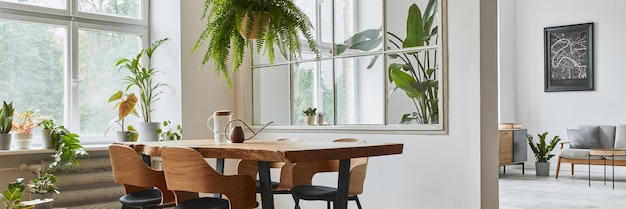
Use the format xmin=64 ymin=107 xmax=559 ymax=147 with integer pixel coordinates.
xmin=334 ymin=0 xmax=439 ymax=124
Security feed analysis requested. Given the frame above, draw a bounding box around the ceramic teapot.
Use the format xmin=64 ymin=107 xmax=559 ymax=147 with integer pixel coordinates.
xmin=224 ymin=119 xmax=273 ymax=143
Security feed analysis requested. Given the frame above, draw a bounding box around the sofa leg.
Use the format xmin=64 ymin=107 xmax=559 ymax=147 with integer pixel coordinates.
xmin=555 ymin=157 xmax=562 ymax=179
xmin=571 ymin=163 xmax=575 ymax=175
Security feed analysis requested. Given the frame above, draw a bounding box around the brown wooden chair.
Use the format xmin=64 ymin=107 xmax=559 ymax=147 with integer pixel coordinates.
xmin=290 ymin=138 xmax=368 ymax=209
xmin=237 ymin=138 xmax=303 ymax=194
xmin=160 ymin=146 xmax=256 ymax=209
xmin=108 ymin=144 xmax=175 ymax=209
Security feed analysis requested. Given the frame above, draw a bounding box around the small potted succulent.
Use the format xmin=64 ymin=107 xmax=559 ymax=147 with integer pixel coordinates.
xmin=106 ymin=90 xmax=139 ymax=142
xmin=302 ymin=108 xmax=316 ymax=126
xmin=316 ymin=112 xmax=325 ymax=126
xmin=0 ymin=101 xmax=15 ymax=150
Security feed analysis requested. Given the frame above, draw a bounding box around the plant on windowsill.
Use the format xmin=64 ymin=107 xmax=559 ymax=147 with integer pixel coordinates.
xmin=0 ymin=101 xmax=15 ymax=150
xmin=334 ymin=0 xmax=439 ymax=124
xmin=38 ymin=119 xmax=55 ymax=149
xmin=302 ymin=108 xmax=316 ymax=126
xmin=316 ymin=112 xmax=324 ymax=126
xmin=116 ymin=38 xmax=169 ymax=141
xmin=157 ymin=120 xmax=182 ymax=141
xmin=105 ymin=90 xmax=139 ymax=142
xmin=12 ymin=108 xmax=46 ymax=149
xmin=192 ymin=0 xmax=319 ymax=89
xmin=527 ymin=131 xmax=561 ymax=176
xmin=37 ymin=118 xmax=88 ymax=171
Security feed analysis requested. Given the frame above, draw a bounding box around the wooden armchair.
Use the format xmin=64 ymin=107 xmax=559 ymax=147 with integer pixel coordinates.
xmin=160 ymin=147 xmax=256 ymax=209
xmin=108 ymin=144 xmax=175 ymax=208
xmin=290 ymin=138 xmax=368 ymax=209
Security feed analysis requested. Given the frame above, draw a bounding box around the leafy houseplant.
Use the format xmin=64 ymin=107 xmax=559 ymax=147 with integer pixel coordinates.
xmin=27 ymin=173 xmax=59 ymax=195
xmin=49 ymin=125 xmax=88 ymax=172
xmin=106 ymin=90 xmax=139 ymax=142
xmin=527 ymin=131 xmax=561 ymax=176
xmin=302 ymin=107 xmax=316 ymax=125
xmin=12 ymin=108 xmax=46 ymax=149
xmin=157 ymin=120 xmax=182 ymax=141
xmin=0 ymin=178 xmax=31 ymax=209
xmin=193 ymin=0 xmax=319 ymax=89
xmin=0 ymin=101 xmax=15 ymax=150
xmin=335 ymin=0 xmax=439 ymax=124
xmin=115 ymin=38 xmax=168 ymax=123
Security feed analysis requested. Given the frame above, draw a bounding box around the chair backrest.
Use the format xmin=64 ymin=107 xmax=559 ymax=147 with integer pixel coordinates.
xmin=291 ymin=138 xmax=369 ymax=195
xmin=108 ymin=144 xmax=175 ymax=205
xmin=161 ymin=147 xmax=256 ymax=209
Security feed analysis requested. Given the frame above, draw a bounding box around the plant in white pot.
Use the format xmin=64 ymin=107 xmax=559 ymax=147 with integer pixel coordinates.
xmin=27 ymin=172 xmax=58 ymax=209
xmin=0 ymin=101 xmax=15 ymax=150
xmin=12 ymin=108 xmax=45 ymax=149
xmin=106 ymin=90 xmax=139 ymax=142
xmin=38 ymin=119 xmax=55 ymax=149
xmin=527 ymin=132 xmax=561 ymax=176
xmin=302 ymin=108 xmax=316 ymax=126
xmin=115 ymin=38 xmax=169 ymax=141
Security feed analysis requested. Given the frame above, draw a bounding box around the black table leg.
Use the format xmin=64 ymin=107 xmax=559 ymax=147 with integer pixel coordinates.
xmin=214 ymin=158 xmax=225 ymax=198
xmin=334 ymin=159 xmax=351 ymax=209
xmin=258 ymin=161 xmax=274 ymax=209
xmin=588 ymin=154 xmax=591 ymax=187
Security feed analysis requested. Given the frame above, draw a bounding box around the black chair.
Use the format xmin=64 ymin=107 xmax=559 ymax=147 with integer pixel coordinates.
xmin=290 ymin=138 xmax=368 ymax=209
xmin=109 ymin=145 xmax=175 ymax=209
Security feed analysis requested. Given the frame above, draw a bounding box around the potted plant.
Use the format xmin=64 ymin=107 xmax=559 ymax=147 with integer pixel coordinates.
xmin=0 ymin=178 xmax=30 ymax=209
xmin=0 ymin=101 xmax=15 ymax=150
xmin=334 ymin=0 xmax=439 ymax=124
xmin=157 ymin=120 xmax=182 ymax=141
xmin=48 ymin=125 xmax=88 ymax=172
xmin=192 ymin=0 xmax=319 ymax=89
xmin=527 ymin=131 xmax=561 ymax=176
xmin=106 ymin=90 xmax=139 ymax=142
xmin=12 ymin=108 xmax=44 ymax=149
xmin=115 ymin=38 xmax=169 ymax=141
xmin=38 ymin=119 xmax=55 ymax=149
xmin=27 ymin=172 xmax=58 ymax=209
xmin=302 ymin=108 xmax=316 ymax=126
xmin=316 ymin=112 xmax=324 ymax=126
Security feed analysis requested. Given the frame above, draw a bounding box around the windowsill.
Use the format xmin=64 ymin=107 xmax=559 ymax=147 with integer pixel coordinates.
xmin=0 ymin=144 xmax=110 ymax=156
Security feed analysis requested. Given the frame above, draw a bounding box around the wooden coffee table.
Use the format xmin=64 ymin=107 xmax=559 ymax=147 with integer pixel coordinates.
xmin=588 ymin=148 xmax=626 ymax=189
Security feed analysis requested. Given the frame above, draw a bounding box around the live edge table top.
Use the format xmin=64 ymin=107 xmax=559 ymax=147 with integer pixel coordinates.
xmin=114 ymin=139 xmax=404 ymax=163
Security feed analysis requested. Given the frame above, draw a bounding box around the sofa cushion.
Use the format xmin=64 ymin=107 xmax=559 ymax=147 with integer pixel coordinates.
xmin=560 ymin=148 xmax=603 ymax=160
xmin=568 ymin=126 xmax=600 ymax=149
xmin=614 ymin=125 xmax=626 ymax=148
xmin=596 ymin=125 xmax=616 ymax=148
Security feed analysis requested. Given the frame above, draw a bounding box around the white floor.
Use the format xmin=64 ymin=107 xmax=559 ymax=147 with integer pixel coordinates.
xmin=499 ymin=164 xmax=626 ymax=209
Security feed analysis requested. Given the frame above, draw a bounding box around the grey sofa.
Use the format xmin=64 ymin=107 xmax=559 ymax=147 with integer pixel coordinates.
xmin=555 ymin=125 xmax=626 ymax=179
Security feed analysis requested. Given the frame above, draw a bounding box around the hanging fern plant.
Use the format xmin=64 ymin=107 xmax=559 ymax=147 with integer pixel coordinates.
xmin=193 ymin=0 xmax=319 ymax=89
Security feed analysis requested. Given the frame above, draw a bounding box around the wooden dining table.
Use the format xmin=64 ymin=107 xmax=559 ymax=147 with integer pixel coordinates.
xmin=115 ymin=139 xmax=404 ymax=209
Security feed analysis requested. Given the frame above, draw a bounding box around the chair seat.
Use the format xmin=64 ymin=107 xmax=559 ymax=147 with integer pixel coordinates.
xmin=291 ymin=185 xmax=337 ymax=201
xmin=255 ymin=180 xmax=280 ymax=192
xmin=175 ymin=197 xmax=230 ymax=209
xmin=119 ymin=189 xmax=162 ymax=207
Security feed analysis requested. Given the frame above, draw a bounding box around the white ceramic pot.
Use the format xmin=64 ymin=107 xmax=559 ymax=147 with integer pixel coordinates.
xmin=31 ymin=193 xmax=53 ymax=209
xmin=137 ymin=122 xmax=161 ymax=142
xmin=116 ymin=131 xmax=133 ymax=142
xmin=15 ymin=133 xmax=33 ymax=149
xmin=41 ymin=129 xmax=53 ymax=149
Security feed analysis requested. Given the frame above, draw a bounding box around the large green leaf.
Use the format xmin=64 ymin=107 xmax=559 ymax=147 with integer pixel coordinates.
xmin=389 ymin=67 xmax=420 ymax=98
xmin=403 ymin=4 xmax=425 ymax=48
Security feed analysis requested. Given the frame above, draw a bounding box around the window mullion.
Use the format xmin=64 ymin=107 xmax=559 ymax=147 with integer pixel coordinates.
xmin=67 ymin=17 xmax=79 ymax=132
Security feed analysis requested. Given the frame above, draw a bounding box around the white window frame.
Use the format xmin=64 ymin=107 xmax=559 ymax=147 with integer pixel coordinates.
xmin=246 ymin=0 xmax=448 ymax=134
xmin=0 ymin=0 xmax=149 ymax=144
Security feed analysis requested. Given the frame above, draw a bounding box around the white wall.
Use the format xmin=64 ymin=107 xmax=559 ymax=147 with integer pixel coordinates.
xmin=172 ymin=0 xmax=499 ymax=208
xmin=500 ymin=0 xmax=626 ymax=167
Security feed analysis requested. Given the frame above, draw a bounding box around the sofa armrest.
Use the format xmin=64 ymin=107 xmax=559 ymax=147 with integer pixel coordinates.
xmin=558 ymin=141 xmax=570 ymax=150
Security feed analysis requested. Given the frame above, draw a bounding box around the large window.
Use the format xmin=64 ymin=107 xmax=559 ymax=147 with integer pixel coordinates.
xmin=0 ymin=0 xmax=147 ymax=141
xmin=251 ymin=0 xmax=446 ymax=132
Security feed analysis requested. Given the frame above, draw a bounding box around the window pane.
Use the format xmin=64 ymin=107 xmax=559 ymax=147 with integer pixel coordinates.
xmin=387 ymin=0 xmax=440 ymax=49
xmin=0 ymin=0 xmax=66 ymax=9
xmin=78 ymin=0 xmax=141 ymax=19
xmin=335 ymin=55 xmax=384 ymax=125
xmin=334 ymin=0 xmax=382 ymax=56
xmin=78 ymin=29 xmax=141 ymax=135
xmin=253 ymin=65 xmax=290 ymax=125
xmin=0 ymin=20 xmax=66 ymax=129
xmin=291 ymin=60 xmax=333 ymax=126
xmin=387 ymin=49 xmax=440 ymax=124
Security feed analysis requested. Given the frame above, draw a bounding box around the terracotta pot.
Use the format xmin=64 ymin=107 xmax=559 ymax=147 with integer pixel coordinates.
xmin=239 ymin=11 xmax=270 ymax=39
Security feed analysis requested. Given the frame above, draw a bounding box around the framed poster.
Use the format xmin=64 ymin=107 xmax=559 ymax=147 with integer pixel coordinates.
xmin=544 ymin=23 xmax=594 ymax=92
